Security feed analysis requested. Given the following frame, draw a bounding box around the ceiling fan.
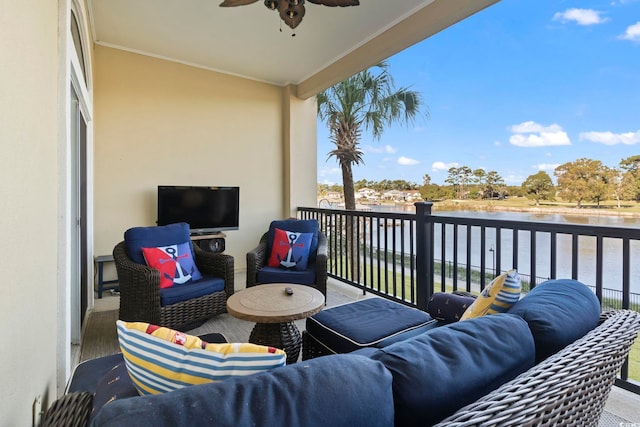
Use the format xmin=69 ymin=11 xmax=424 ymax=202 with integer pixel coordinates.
xmin=219 ymin=0 xmax=360 ymax=32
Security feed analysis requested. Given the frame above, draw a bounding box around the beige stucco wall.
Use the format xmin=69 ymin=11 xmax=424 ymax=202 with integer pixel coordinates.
xmin=93 ymin=46 xmax=318 ymax=282
xmin=0 ymin=1 xmax=60 ymax=423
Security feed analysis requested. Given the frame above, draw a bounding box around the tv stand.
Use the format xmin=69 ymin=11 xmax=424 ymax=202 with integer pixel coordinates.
xmin=191 ymin=232 xmax=226 ymax=253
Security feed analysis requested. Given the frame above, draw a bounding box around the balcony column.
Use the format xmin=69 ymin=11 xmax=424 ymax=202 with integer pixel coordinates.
xmin=281 ymin=85 xmax=317 ymax=218
xmin=415 ymin=202 xmax=434 ymax=311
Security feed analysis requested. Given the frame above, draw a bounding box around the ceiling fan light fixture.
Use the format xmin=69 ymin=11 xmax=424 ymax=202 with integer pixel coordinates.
xmin=264 ymin=0 xmax=278 ymax=10
xmin=278 ymin=2 xmax=304 ymax=29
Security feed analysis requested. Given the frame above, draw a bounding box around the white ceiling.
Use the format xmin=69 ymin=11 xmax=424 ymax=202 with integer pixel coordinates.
xmin=89 ymin=0 xmax=498 ymax=90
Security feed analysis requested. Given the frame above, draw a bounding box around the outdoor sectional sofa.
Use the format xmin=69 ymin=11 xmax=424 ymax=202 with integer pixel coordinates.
xmin=43 ymin=279 xmax=640 ymax=427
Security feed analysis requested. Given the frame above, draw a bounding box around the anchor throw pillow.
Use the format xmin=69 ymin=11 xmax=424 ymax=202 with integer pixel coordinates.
xmin=142 ymin=241 xmax=202 ymax=289
xmin=267 ymin=228 xmax=313 ymax=271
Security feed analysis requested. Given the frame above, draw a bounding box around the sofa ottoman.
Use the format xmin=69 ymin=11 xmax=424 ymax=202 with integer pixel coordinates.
xmin=302 ymin=297 xmax=439 ymax=359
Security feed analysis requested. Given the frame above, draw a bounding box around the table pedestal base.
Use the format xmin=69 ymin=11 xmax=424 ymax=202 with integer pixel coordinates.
xmin=249 ymin=322 xmax=301 ymax=364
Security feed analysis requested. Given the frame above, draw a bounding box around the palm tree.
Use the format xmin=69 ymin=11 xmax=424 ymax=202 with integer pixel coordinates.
xmin=317 ymin=61 xmax=426 ymax=210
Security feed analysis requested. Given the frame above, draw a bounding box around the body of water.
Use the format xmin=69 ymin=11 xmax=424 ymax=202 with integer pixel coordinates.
xmin=364 ymin=206 xmax=640 ymax=294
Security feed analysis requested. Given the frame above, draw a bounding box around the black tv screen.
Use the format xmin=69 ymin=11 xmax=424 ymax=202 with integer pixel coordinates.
xmin=157 ymin=186 xmax=239 ymax=234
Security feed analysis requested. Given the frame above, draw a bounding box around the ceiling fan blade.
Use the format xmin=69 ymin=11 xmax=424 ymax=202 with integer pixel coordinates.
xmin=219 ymin=0 xmax=260 ymax=7
xmin=307 ymin=0 xmax=359 ymax=6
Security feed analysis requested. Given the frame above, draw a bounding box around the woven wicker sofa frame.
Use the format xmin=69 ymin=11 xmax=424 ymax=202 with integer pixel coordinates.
xmin=113 ymin=241 xmax=234 ymax=331
xmin=246 ymin=230 xmax=328 ymax=298
xmin=435 ymin=309 xmax=640 ymax=427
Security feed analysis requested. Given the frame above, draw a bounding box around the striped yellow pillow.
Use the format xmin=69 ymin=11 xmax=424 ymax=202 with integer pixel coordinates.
xmin=461 ymin=269 xmax=521 ymax=320
xmin=116 ymin=320 xmax=286 ymax=395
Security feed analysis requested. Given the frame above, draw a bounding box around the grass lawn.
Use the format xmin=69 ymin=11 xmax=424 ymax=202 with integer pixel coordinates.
xmin=630 ymin=344 xmax=639 ymax=383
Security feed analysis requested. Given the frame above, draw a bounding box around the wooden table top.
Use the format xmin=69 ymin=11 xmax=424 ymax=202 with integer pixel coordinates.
xmin=226 ymin=284 xmax=325 ymax=323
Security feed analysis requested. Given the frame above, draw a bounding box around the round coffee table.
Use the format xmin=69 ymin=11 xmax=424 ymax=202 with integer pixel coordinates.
xmin=226 ymin=283 xmax=325 ymax=364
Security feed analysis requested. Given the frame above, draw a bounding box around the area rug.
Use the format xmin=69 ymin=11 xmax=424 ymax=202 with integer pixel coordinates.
xmin=79 ymin=309 xmax=119 ymax=362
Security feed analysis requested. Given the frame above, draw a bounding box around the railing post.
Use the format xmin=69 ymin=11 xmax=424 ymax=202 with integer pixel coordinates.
xmin=415 ymin=202 xmax=434 ymax=311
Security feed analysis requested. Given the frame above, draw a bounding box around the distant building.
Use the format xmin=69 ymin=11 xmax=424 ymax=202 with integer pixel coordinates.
xmin=326 ymin=191 xmax=342 ymax=201
xmin=404 ymin=190 xmax=422 ymax=202
xmin=356 ymin=188 xmax=380 ymax=201
xmin=382 ymin=190 xmax=406 ymax=202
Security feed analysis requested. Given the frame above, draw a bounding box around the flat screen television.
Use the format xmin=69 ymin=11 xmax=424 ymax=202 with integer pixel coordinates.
xmin=157 ymin=186 xmax=240 ymax=234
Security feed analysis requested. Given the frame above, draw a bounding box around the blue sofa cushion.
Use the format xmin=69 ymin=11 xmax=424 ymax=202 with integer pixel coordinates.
xmin=257 ymin=265 xmax=316 ymax=285
xmin=67 ymin=353 xmax=125 ymax=395
xmin=267 ymin=219 xmax=319 ymax=261
xmin=91 ymin=362 xmax=138 ymax=422
xmin=90 ymin=354 xmax=395 ymax=427
xmin=370 ymin=313 xmax=535 ymax=427
xmin=306 ymin=298 xmax=436 ymax=354
xmin=124 ymin=222 xmax=193 ymax=265
xmin=159 ymin=276 xmax=225 ymax=306
xmin=507 ymin=278 xmax=601 ymax=362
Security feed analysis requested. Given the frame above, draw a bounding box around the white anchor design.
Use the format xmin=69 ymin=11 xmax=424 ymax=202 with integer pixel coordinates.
xmin=160 ymin=245 xmax=192 ymax=284
xmin=278 ymin=231 xmax=304 ymax=269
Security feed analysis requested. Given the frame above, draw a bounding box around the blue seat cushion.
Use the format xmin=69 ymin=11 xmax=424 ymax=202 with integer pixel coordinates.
xmin=370 ymin=313 xmax=536 ymax=427
xmin=306 ymin=298 xmax=436 ymax=354
xmin=257 ymin=265 xmax=316 ymax=285
xmin=124 ymin=222 xmax=192 ymax=265
xmin=91 ymin=354 xmax=395 ymax=427
xmin=507 ymin=278 xmax=601 ymax=362
xmin=268 ymin=219 xmax=319 ymax=261
xmin=67 ymin=353 xmax=126 ymax=395
xmin=159 ymin=276 xmax=225 ymax=306
xmin=91 ymin=361 xmax=138 ymax=422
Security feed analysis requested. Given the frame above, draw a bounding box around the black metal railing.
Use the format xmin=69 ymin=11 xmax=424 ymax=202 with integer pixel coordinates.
xmin=299 ymin=202 xmax=640 ymax=392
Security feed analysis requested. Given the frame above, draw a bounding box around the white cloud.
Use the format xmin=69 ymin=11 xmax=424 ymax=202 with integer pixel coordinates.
xmin=619 ymin=21 xmax=640 ymax=42
xmin=398 ymin=156 xmax=420 ymax=166
xmin=579 ymin=129 xmax=640 ymax=145
xmin=432 ymin=161 xmax=459 ymax=172
xmin=509 ymin=121 xmax=563 ymax=134
xmin=366 ymin=144 xmax=397 ymax=154
xmin=553 ymin=8 xmax=609 ymax=25
xmin=509 ymin=121 xmax=571 ymax=147
xmin=536 ymin=163 xmax=560 ymax=172
xmin=318 ymin=167 xmax=341 ymax=178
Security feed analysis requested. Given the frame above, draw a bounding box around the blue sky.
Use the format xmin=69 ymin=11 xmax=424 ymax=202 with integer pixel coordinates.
xmin=317 ymin=0 xmax=640 ymax=186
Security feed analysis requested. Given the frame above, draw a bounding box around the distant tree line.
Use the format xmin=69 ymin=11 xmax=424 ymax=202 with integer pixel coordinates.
xmin=318 ymin=155 xmax=640 ymax=207
xmin=522 ymin=155 xmax=640 ymax=207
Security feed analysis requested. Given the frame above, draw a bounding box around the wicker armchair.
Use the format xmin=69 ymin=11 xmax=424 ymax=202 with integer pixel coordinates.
xmin=114 ymin=241 xmax=234 ymax=331
xmin=434 ymin=309 xmax=640 ymax=427
xmin=246 ymin=219 xmax=327 ymax=298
